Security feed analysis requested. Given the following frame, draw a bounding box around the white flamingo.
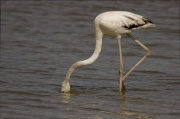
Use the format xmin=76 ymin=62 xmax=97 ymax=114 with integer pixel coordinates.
xmin=61 ymin=11 xmax=155 ymax=93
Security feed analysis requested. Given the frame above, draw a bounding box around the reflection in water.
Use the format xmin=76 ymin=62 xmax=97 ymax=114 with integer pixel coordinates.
xmin=61 ymin=93 xmax=70 ymax=103
xmin=61 ymin=87 xmax=86 ymax=103
xmin=61 ymin=86 xmax=149 ymax=118
xmin=119 ymin=94 xmax=128 ymax=109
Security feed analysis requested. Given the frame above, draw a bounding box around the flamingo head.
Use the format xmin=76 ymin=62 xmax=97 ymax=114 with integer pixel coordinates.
xmin=61 ymin=81 xmax=70 ymax=93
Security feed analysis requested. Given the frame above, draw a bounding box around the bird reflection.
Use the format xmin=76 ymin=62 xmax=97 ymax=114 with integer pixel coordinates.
xmin=61 ymin=87 xmax=82 ymax=103
xmin=119 ymin=92 xmax=129 ymax=109
xmin=61 ymin=93 xmax=70 ymax=103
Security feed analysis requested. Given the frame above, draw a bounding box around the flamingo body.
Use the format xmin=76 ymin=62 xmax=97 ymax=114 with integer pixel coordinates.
xmin=95 ymin=11 xmax=155 ymax=36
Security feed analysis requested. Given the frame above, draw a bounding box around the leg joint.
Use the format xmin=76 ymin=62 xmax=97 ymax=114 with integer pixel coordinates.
xmin=119 ymin=65 xmax=123 ymax=71
xmin=119 ymin=67 xmax=123 ymax=75
xmin=146 ymin=49 xmax=151 ymax=56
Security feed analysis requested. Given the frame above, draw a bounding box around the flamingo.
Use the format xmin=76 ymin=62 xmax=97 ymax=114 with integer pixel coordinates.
xmin=61 ymin=11 xmax=155 ymax=93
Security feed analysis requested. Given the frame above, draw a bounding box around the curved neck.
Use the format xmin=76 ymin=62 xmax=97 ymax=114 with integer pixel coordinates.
xmin=64 ymin=33 xmax=103 ymax=82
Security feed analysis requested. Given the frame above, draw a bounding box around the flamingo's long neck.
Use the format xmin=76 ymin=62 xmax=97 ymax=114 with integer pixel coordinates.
xmin=64 ymin=32 xmax=103 ymax=82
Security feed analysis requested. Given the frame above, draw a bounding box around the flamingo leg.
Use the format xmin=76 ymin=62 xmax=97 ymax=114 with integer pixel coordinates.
xmin=117 ymin=36 xmax=125 ymax=93
xmin=123 ymin=33 xmax=151 ymax=82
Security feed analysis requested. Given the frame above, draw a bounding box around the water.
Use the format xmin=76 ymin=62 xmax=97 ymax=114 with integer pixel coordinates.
xmin=1 ymin=1 xmax=179 ymax=119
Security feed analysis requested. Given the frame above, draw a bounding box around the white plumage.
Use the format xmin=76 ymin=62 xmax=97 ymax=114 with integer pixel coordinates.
xmin=95 ymin=11 xmax=155 ymax=36
xmin=61 ymin=11 xmax=155 ymax=93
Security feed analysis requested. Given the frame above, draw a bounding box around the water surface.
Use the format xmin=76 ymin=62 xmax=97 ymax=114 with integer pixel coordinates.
xmin=1 ymin=1 xmax=179 ymax=119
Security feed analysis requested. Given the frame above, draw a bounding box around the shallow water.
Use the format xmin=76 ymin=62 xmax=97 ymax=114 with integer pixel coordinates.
xmin=1 ymin=1 xmax=179 ymax=119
